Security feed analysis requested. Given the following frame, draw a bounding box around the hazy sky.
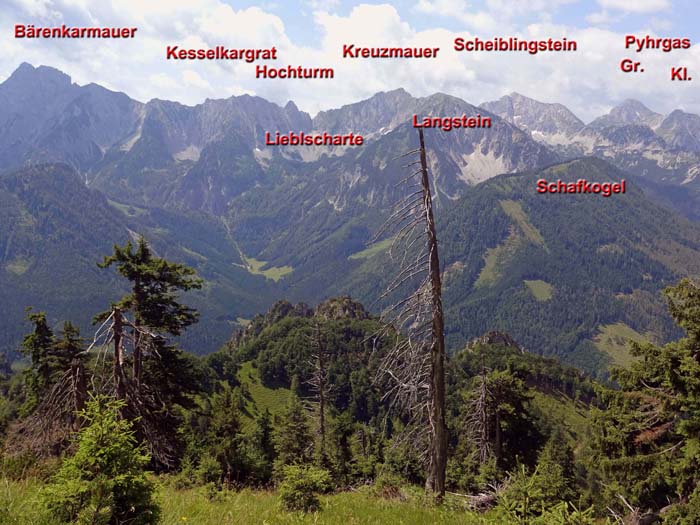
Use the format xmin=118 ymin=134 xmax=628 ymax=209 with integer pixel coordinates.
xmin=2 ymin=0 xmax=700 ymax=121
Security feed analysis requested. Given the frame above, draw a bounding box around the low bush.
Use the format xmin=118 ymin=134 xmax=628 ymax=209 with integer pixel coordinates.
xmin=278 ymin=464 xmax=331 ymax=512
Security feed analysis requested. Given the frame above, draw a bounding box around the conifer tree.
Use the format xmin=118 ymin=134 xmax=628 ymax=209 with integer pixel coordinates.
xmin=590 ymin=278 xmax=700 ymax=518
xmin=273 ymin=394 xmax=312 ymax=472
xmin=51 ymin=322 xmax=84 ymax=376
xmin=252 ymin=408 xmax=275 ymax=464
xmin=248 ymin=408 xmax=276 ymax=483
xmin=535 ymin=431 xmax=577 ymax=505
xmin=98 ymin=237 xmax=202 ymax=386
xmin=19 ymin=310 xmax=55 ymax=414
xmin=42 ymin=396 xmax=160 ymax=524
xmin=207 ymin=383 xmax=245 ymax=485
xmin=97 ymin=237 xmax=204 ymax=467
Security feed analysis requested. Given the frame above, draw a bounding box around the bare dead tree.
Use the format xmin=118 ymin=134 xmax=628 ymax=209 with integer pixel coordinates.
xmin=468 ymin=368 xmax=493 ymax=465
xmin=113 ymin=306 xmax=126 ymax=404
xmin=373 ymin=128 xmax=447 ymax=500
xmin=112 ymin=310 xmax=181 ymax=468
xmin=70 ymin=357 xmax=87 ymax=429
xmin=2 ymin=307 xmax=181 ymax=466
xmin=305 ymin=321 xmax=332 ymax=467
xmin=4 ymin=370 xmax=78 ymax=458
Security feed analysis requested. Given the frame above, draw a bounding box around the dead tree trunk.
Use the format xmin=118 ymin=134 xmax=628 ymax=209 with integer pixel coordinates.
xmin=132 ymin=285 xmax=144 ymax=391
xmin=470 ymin=368 xmax=492 ymax=464
xmin=418 ymin=128 xmax=447 ymax=500
xmin=132 ymin=327 xmax=142 ymax=391
xmin=308 ymin=322 xmax=330 ymax=467
xmin=113 ymin=307 xmax=126 ymax=404
xmin=373 ymin=128 xmax=448 ymax=502
xmin=70 ymin=358 xmax=87 ymax=429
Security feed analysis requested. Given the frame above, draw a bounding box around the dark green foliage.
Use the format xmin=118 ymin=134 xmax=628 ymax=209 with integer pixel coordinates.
xmin=178 ymin=384 xmax=278 ymax=487
xmin=326 ymin=411 xmax=354 ymax=483
xmin=178 ymin=383 xmax=248 ymax=486
xmin=5 ymin=157 xmax=700 ymax=378
xmin=18 ymin=311 xmax=55 ymax=415
xmin=661 ymin=490 xmax=700 ymax=524
xmin=436 ymin=160 xmax=694 ymax=376
xmin=141 ymin=340 xmax=204 ymax=410
xmin=41 ymin=396 xmax=160 ymax=524
xmin=273 ymin=395 xmax=313 ymax=472
xmin=485 ymin=370 xmax=542 ymax=470
xmin=52 ymin=322 xmax=84 ymax=376
xmin=0 ymin=164 xmax=130 ymax=362
xmin=97 ymin=237 xmax=203 ymax=335
xmin=17 ymin=312 xmax=86 ymax=417
xmin=0 ymin=163 xmax=276 ymax=361
xmin=96 ymin=237 xmax=207 ymax=467
xmin=535 ymin=432 xmax=577 ymax=506
xmin=205 ymin=383 xmax=247 ymax=485
xmin=278 ymin=464 xmax=331 ymax=512
xmin=221 ymin=304 xmax=389 ymax=423
xmin=245 ymin=408 xmax=276 ymax=484
xmin=7 ymin=277 xmax=700 ymax=521
xmin=587 ymin=279 xmax=700 ymax=517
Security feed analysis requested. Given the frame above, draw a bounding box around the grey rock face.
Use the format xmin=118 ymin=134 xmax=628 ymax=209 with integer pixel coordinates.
xmin=0 ymin=63 xmax=143 ymax=171
xmin=481 ymin=92 xmax=585 ymax=141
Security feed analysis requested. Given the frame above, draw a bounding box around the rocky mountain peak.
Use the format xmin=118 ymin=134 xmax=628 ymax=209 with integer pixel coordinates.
xmin=466 ymin=331 xmax=523 ymax=352
xmin=5 ymin=62 xmax=72 ymax=89
xmin=590 ymin=98 xmax=663 ymax=129
xmin=315 ymin=296 xmax=370 ymax=321
xmin=481 ymin=92 xmax=584 ymax=139
xmin=656 ymin=109 xmax=700 ymax=152
xmin=311 ymin=87 xmax=414 ymax=136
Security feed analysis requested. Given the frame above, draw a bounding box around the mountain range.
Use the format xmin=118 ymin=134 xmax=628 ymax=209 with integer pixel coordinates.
xmin=2 ymin=62 xmax=700 ymax=376
xmin=482 ymin=92 xmax=700 ymax=213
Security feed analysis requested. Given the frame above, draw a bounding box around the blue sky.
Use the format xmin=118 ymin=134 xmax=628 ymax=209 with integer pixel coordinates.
xmin=2 ymin=0 xmax=700 ymax=120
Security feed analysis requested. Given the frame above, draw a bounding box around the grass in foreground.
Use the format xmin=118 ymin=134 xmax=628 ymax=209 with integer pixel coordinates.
xmin=1 ymin=477 xmax=505 ymax=525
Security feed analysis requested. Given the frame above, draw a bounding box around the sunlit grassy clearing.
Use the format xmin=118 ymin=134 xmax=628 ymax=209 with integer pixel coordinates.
xmin=242 ymin=255 xmax=293 ymax=282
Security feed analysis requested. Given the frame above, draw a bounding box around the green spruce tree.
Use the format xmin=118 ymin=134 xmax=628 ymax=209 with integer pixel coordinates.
xmin=98 ymin=237 xmax=203 ymax=388
xmin=19 ymin=310 xmax=55 ymax=414
xmin=273 ymin=394 xmax=312 ymax=474
xmin=42 ymin=396 xmax=160 ymax=524
xmin=590 ymin=279 xmax=700 ymax=520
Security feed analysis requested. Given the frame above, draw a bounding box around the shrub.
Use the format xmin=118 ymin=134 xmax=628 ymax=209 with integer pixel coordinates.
xmin=497 ymin=464 xmax=544 ymax=520
xmin=40 ymin=396 xmax=160 ymax=524
xmin=195 ymin=452 xmax=223 ymax=487
xmin=372 ymin=471 xmax=405 ymax=500
xmin=0 ymin=453 xmax=60 ymax=482
xmin=278 ymin=465 xmax=331 ymax=512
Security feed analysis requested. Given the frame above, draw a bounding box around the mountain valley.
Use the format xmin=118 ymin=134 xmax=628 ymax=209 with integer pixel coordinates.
xmin=2 ymin=63 xmax=700 ymax=378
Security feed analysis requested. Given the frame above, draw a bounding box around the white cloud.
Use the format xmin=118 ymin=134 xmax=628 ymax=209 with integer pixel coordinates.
xmin=11 ymin=0 xmax=58 ymax=18
xmin=182 ymin=70 xmax=210 ymax=89
xmin=597 ymin=0 xmax=670 ymax=13
xmin=486 ymin=0 xmax=578 ymax=14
